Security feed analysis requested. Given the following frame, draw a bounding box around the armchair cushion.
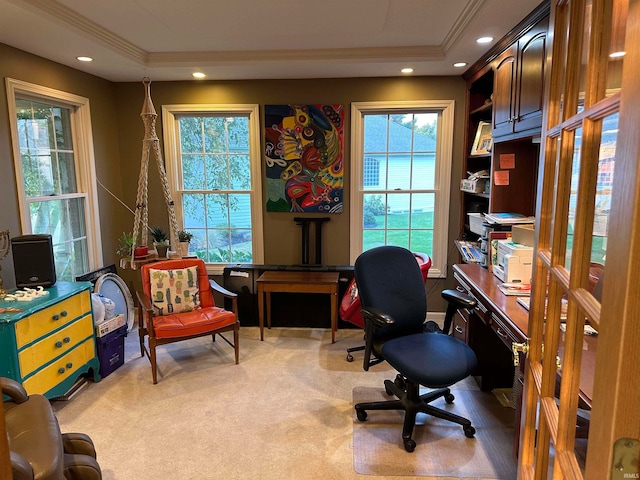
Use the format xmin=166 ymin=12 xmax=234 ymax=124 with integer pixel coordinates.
xmin=152 ymin=306 xmax=236 ymax=339
xmin=149 ymin=265 xmax=201 ymax=315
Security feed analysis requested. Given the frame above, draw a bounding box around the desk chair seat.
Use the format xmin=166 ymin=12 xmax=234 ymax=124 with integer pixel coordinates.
xmin=353 ymin=246 xmax=478 ymax=452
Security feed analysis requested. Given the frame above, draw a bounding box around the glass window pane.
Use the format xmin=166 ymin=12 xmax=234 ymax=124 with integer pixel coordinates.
xmin=205 ymin=193 xmax=229 ymax=227
xmin=388 ymin=115 xmax=412 ymax=152
xmin=606 ymin=0 xmax=626 ymax=93
xmin=56 ymin=152 xmax=77 ymax=194
xmin=227 ymin=117 xmax=249 ymax=151
xmin=182 ymin=155 xmax=205 ymax=190
xmin=565 ymin=128 xmax=582 ymax=269
xmin=183 ymin=194 xmax=206 ymax=228
xmin=410 ymin=229 xmax=433 ymax=255
xmin=206 ymin=154 xmax=228 ymax=190
xmin=179 ymin=117 xmax=203 ymax=153
xmin=204 ymin=117 xmax=226 ymax=153
xmin=592 ymin=113 xmax=618 ymax=265
xmin=363 ymin=194 xmax=387 ymax=230
xmin=387 ymin=153 xmax=410 ymax=190
xmin=412 ymin=153 xmax=436 ymax=190
xmin=230 ymin=155 xmax=251 ymax=190
xmin=363 ymin=115 xmax=389 ymax=154
xmin=410 ymin=193 xmax=435 ymax=228
xmin=228 ymin=194 xmax=251 ymax=229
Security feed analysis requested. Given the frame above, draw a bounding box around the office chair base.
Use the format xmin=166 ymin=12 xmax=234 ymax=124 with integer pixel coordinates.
xmin=346 ymin=345 xmax=365 ymax=362
xmin=355 ymin=375 xmax=475 ymax=452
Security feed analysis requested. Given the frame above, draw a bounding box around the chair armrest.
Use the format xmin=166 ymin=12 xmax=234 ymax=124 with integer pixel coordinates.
xmin=208 ymin=279 xmax=237 ymax=299
xmin=10 ymin=451 xmax=34 ymax=480
xmin=360 ymin=307 xmax=395 ymax=328
xmin=136 ymin=291 xmax=153 ymax=312
xmin=62 ymin=433 xmax=96 ymax=458
xmin=441 ymin=289 xmax=476 ymax=310
xmin=1 ymin=377 xmax=28 ymax=404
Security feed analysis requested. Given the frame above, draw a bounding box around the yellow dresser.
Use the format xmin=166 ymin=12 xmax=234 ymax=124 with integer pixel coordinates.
xmin=0 ymin=282 xmax=101 ymax=398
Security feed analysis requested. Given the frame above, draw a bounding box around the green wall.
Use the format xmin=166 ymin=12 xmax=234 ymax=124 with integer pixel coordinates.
xmin=1 ymin=42 xmax=466 ymax=311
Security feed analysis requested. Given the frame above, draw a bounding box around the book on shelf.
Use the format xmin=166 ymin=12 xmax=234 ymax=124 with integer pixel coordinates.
xmin=484 ymin=213 xmax=536 ymax=225
xmin=497 ymin=283 xmax=531 ymax=296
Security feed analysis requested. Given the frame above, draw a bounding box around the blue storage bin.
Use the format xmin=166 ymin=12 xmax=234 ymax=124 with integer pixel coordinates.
xmin=96 ymin=325 xmax=127 ymax=378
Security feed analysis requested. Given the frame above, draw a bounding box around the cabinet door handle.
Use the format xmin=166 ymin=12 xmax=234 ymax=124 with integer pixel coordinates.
xmin=455 ymin=326 xmax=464 ymax=335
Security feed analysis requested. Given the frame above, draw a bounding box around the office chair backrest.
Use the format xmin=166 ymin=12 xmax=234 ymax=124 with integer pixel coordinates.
xmin=354 ymin=246 xmax=427 ymax=339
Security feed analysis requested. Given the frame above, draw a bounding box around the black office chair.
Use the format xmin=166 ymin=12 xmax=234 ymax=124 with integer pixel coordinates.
xmin=353 ymin=245 xmax=478 ymax=452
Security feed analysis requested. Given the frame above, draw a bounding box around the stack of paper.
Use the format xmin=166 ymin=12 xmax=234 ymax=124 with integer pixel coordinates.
xmin=484 ymin=213 xmax=535 ymax=225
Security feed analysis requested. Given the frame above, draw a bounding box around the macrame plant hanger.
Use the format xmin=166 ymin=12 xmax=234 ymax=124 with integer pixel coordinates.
xmin=130 ymin=77 xmax=180 ymax=267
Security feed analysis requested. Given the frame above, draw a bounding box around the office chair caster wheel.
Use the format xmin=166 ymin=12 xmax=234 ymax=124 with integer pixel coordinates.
xmin=394 ymin=374 xmax=406 ymax=391
xmin=346 ymin=353 xmax=354 ymax=362
xmin=356 ymin=407 xmax=367 ymax=421
xmin=403 ymin=438 xmax=416 ymax=452
xmin=463 ymin=425 xmax=476 ymax=438
xmin=444 ymin=393 xmax=455 ymax=403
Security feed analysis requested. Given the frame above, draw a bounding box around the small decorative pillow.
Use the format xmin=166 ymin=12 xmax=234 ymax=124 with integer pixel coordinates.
xmin=149 ymin=266 xmax=201 ymax=315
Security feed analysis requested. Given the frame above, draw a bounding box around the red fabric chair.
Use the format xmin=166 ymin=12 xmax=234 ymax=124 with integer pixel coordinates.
xmin=341 ymin=252 xmax=431 ymax=361
xmin=136 ymin=258 xmax=239 ymax=384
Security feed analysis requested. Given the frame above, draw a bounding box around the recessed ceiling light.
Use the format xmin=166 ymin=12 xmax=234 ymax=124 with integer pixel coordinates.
xmin=76 ymin=56 xmax=93 ymax=62
xmin=453 ymin=62 xmax=467 ymax=68
xmin=192 ymin=72 xmax=206 ymax=79
xmin=609 ymin=51 xmax=626 ymax=58
xmin=476 ymin=36 xmax=494 ymax=44
xmin=401 ymin=67 xmax=414 ymax=74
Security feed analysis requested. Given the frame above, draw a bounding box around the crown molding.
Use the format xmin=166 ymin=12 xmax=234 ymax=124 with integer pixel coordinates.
xmin=442 ymin=0 xmax=486 ymax=53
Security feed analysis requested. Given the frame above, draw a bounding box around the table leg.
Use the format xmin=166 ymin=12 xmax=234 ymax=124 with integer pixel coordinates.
xmin=258 ymin=285 xmax=264 ymax=341
xmin=266 ymin=292 xmax=272 ymax=329
xmin=330 ymin=289 xmax=337 ymax=344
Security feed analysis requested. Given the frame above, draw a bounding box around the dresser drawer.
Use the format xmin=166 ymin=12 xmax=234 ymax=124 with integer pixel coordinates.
xmin=453 ymin=273 xmax=490 ymax=323
xmin=18 ymin=314 xmax=94 ymax=377
xmin=14 ymin=290 xmax=91 ymax=348
xmin=22 ymin=338 xmax=96 ymax=396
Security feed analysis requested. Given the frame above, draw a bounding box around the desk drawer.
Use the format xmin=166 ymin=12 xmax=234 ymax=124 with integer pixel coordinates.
xmin=453 ymin=275 xmax=490 ymax=323
xmin=452 ymin=311 xmax=469 ymax=344
xmin=18 ymin=314 xmax=94 ymax=377
xmin=22 ymin=338 xmax=96 ymax=396
xmin=490 ymin=313 xmax=518 ymax=349
xmin=15 ymin=290 xmax=91 ymax=348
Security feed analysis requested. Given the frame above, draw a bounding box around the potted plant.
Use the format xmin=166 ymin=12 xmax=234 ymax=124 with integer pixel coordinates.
xmin=150 ymin=226 xmax=170 ymax=258
xmin=177 ymin=230 xmax=193 ymax=257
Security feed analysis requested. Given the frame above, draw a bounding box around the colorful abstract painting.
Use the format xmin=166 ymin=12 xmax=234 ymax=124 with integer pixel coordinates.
xmin=264 ymin=104 xmax=344 ymax=213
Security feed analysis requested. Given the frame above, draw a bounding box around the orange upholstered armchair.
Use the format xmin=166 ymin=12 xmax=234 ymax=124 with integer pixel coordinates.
xmin=136 ymin=258 xmax=239 ymax=384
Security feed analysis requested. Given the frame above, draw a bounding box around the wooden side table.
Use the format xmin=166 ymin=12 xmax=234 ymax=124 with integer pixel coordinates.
xmin=256 ymin=271 xmax=340 ymax=343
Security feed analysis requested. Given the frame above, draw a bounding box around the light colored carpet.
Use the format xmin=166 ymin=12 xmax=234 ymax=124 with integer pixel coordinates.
xmin=352 ymin=387 xmax=517 ymax=479
xmin=51 ymin=326 xmax=517 ymax=480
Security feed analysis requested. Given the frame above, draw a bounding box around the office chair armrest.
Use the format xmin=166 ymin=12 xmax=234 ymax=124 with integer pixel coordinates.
xmin=442 ymin=289 xmax=476 ymax=310
xmin=1 ymin=376 xmax=29 ymax=403
xmin=360 ymin=307 xmax=396 ymax=328
xmin=136 ymin=290 xmax=153 ymax=312
xmin=208 ymin=279 xmax=238 ymax=299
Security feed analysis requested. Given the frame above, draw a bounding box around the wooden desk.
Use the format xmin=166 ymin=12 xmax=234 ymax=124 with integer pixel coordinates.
xmin=453 ymin=263 xmax=596 ymax=404
xmin=256 ymin=271 xmax=340 ymax=343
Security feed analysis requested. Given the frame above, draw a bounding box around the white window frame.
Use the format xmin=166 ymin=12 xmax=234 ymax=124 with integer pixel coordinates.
xmin=162 ymin=104 xmax=264 ymax=275
xmin=350 ymin=100 xmax=454 ymax=278
xmin=5 ymin=78 xmax=103 ymax=272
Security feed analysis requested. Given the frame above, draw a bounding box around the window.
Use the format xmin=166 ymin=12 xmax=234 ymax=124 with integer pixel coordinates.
xmin=350 ymin=101 xmax=454 ymax=277
xmin=6 ymin=78 xmax=102 ymax=281
xmin=162 ymin=104 xmax=263 ymax=273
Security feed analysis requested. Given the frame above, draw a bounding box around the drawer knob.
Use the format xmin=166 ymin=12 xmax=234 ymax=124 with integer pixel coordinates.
xmin=58 ymin=367 xmax=65 ymax=374
xmin=52 ymin=314 xmax=59 ymax=321
xmin=61 ymin=311 xmax=68 ymax=317
xmin=63 ymin=337 xmax=71 ymax=343
xmin=66 ymin=362 xmax=73 ymax=369
xmin=55 ymin=341 xmax=63 ymax=348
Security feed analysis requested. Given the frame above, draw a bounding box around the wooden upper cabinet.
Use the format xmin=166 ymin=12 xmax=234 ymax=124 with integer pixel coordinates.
xmin=492 ymin=16 xmax=548 ymax=140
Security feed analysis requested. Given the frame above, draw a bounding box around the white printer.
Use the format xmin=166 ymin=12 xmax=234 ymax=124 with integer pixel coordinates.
xmin=492 ymin=239 xmax=533 ymax=283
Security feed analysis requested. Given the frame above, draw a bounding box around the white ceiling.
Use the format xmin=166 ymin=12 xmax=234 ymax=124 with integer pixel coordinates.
xmin=0 ymin=0 xmax=543 ymax=82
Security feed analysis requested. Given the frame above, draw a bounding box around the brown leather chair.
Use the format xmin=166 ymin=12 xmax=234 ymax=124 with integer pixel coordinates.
xmin=136 ymin=258 xmax=239 ymax=384
xmin=2 ymin=377 xmax=101 ymax=480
